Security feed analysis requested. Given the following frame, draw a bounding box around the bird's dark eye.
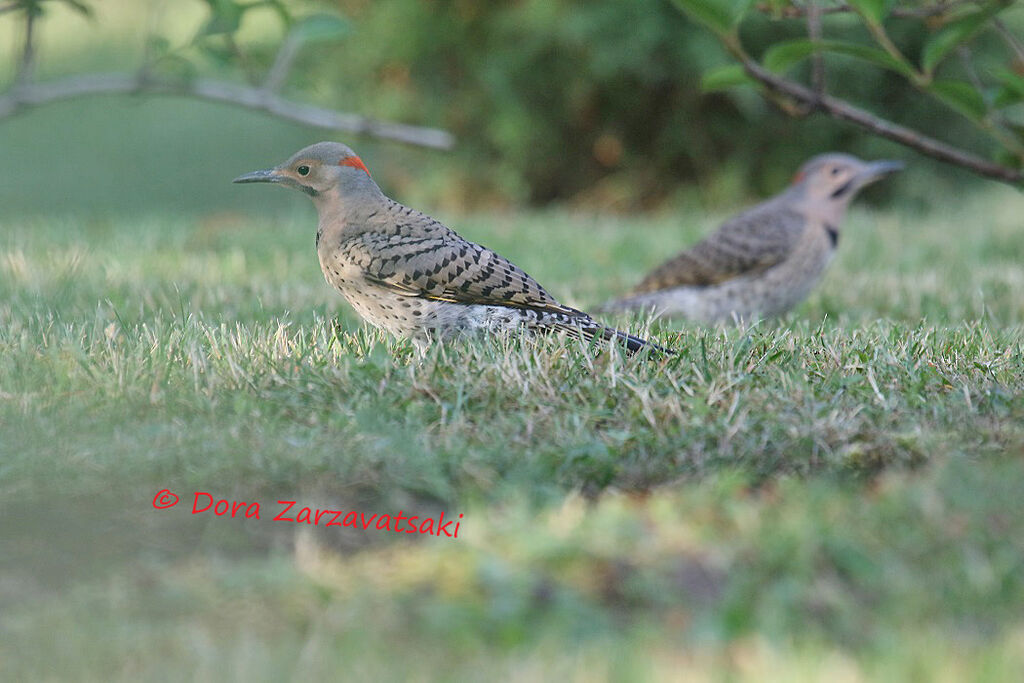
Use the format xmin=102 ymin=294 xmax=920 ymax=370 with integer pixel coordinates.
xmin=297 ymin=165 xmax=310 ymax=176
xmin=830 ymin=167 xmax=841 ymax=175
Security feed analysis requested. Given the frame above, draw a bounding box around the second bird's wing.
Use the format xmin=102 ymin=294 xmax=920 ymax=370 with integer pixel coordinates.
xmin=633 ymin=205 xmax=808 ymax=293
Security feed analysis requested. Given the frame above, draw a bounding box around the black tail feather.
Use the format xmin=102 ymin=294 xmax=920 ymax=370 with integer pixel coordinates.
xmin=594 ymin=325 xmax=674 ymax=356
xmin=537 ymin=308 xmax=674 ymax=356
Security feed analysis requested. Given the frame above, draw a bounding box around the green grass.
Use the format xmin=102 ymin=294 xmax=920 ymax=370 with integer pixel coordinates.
xmin=2 ymin=185 xmax=1024 ymax=680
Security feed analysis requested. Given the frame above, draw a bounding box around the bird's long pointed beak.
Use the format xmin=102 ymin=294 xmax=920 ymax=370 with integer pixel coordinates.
xmin=851 ymin=159 xmax=904 ymax=191
xmin=232 ymin=168 xmax=282 ymax=184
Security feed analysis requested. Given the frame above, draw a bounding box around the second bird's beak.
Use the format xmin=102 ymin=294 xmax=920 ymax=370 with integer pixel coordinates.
xmin=233 ymin=168 xmax=283 ymax=184
xmin=859 ymin=160 xmax=904 ymax=184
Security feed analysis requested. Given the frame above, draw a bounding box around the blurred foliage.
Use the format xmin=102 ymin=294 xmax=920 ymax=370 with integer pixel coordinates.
xmin=1 ymin=0 xmax=350 ymax=89
xmin=4 ymin=0 xmax=1022 ymax=207
xmin=320 ymin=0 xmax=782 ymax=207
xmin=297 ymin=0 xmax=1022 ymax=207
xmin=675 ymin=0 xmax=1024 ymax=183
xmin=172 ymin=0 xmax=349 ymax=83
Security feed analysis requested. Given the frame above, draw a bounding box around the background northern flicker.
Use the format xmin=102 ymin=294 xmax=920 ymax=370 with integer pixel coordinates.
xmin=235 ymin=142 xmax=665 ymax=354
xmin=599 ymin=153 xmax=902 ymax=323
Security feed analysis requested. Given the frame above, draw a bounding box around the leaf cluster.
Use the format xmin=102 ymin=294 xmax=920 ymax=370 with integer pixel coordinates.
xmin=675 ymin=0 xmax=1024 ymax=179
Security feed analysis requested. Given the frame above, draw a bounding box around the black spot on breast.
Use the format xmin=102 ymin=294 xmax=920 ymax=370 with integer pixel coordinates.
xmin=830 ymin=181 xmax=853 ymax=199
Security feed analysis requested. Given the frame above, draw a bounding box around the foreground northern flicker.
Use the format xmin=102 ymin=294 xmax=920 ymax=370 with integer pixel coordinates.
xmin=235 ymin=142 xmax=665 ymax=354
xmin=599 ymin=153 xmax=903 ymax=322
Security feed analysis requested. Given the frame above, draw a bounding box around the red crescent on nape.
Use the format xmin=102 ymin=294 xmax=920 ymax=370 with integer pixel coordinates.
xmin=792 ymin=171 xmax=806 ymax=184
xmin=340 ymin=156 xmax=372 ymax=177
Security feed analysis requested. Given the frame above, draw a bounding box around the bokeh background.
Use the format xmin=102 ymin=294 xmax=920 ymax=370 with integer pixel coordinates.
xmin=2 ymin=0 xmax=1024 ymax=680
xmin=3 ymin=0 xmax=1010 ymax=218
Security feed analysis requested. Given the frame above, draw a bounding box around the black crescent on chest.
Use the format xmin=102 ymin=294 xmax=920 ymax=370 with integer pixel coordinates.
xmin=824 ymin=224 xmax=839 ymax=248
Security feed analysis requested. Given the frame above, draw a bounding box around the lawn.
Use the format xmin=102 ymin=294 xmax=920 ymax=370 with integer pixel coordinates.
xmin=1 ymin=172 xmax=1023 ymax=680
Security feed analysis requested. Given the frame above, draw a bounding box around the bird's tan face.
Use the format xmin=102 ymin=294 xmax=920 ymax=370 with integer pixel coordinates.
xmin=233 ymin=142 xmax=373 ymax=198
xmin=278 ymin=158 xmax=335 ymax=195
xmin=793 ymin=155 xmax=903 ymax=206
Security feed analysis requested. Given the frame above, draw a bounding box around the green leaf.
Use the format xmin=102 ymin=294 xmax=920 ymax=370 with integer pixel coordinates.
xmin=995 ymin=149 xmax=1024 ymax=170
xmin=57 ymin=0 xmax=93 ymax=17
xmin=198 ymin=41 xmax=235 ymax=66
xmin=292 ymin=13 xmax=350 ymax=44
xmin=761 ymin=39 xmax=914 ymax=78
xmin=762 ymin=40 xmax=817 ymax=73
xmin=993 ymin=86 xmax=1022 ymax=109
xmin=921 ymin=1 xmax=1010 ymax=74
xmin=846 ymin=0 xmax=893 ymax=24
xmin=993 ymin=70 xmax=1024 ymax=108
xmin=671 ymin=0 xmax=749 ymax=34
xmin=701 ymin=64 xmax=752 ymax=91
xmin=23 ymin=0 xmax=46 ymax=18
xmin=258 ymin=0 xmax=292 ymax=28
xmin=198 ymin=0 xmax=245 ymax=37
xmin=145 ymin=35 xmax=171 ymax=57
xmin=152 ymin=52 xmax=199 ymax=82
xmin=929 ymin=80 xmax=987 ymax=120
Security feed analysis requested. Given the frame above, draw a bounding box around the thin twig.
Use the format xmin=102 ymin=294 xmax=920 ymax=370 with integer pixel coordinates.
xmin=993 ymin=18 xmax=1024 ymax=64
xmin=0 ymin=73 xmax=456 ymax=149
xmin=732 ymin=52 xmax=1023 ymax=183
xmin=807 ymin=0 xmax=825 ymax=108
xmin=262 ymin=29 xmax=303 ymax=94
xmin=755 ymin=0 xmax=981 ymax=19
xmin=15 ymin=4 xmax=36 ymax=87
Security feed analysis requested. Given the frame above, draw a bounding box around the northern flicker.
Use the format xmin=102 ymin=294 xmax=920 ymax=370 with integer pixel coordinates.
xmin=598 ymin=153 xmax=902 ymax=323
xmin=234 ymin=141 xmax=665 ymax=354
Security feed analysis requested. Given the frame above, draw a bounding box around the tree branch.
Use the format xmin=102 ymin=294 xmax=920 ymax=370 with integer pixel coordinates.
xmin=755 ymin=0 xmax=982 ymax=19
xmin=0 ymin=73 xmax=455 ymax=149
xmin=732 ymin=52 xmax=1023 ymax=184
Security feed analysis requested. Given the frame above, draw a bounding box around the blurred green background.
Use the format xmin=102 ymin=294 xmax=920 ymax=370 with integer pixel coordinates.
xmin=2 ymin=0 xmax=1015 ymax=218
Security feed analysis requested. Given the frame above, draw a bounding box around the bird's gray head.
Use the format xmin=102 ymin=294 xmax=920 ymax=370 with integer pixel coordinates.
xmin=233 ymin=141 xmax=378 ymax=200
xmin=789 ymin=153 xmax=903 ymax=204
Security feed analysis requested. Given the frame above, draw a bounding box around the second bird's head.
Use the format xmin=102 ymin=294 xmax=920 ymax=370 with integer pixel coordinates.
xmin=233 ymin=141 xmax=378 ymax=202
xmin=789 ymin=153 xmax=903 ymax=205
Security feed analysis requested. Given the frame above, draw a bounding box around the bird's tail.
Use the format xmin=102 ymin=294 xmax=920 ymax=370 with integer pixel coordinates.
xmin=538 ymin=307 xmax=674 ymax=356
xmin=590 ymin=324 xmax=673 ymax=356
xmin=561 ymin=311 xmax=673 ymax=356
